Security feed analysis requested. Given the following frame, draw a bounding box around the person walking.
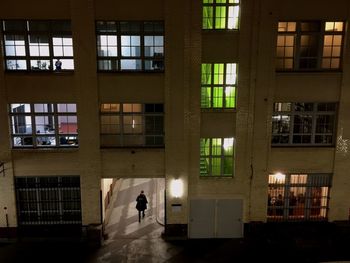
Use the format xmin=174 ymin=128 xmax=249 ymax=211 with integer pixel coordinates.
xmin=136 ymin=190 xmax=148 ymax=222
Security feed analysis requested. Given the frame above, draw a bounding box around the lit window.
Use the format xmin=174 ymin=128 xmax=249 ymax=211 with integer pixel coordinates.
xmin=201 ymin=63 xmax=237 ymax=109
xmin=10 ymin=103 xmax=78 ymax=148
xmin=96 ymin=21 xmax=164 ymax=71
xmin=203 ymin=0 xmax=240 ymax=30
xmin=2 ymin=20 xmax=74 ymax=71
xmin=272 ymin=102 xmax=336 ymax=145
xmin=276 ymin=21 xmax=344 ymax=71
xmin=200 ymin=137 xmax=234 ymax=177
xmin=100 ymin=103 xmax=164 ymax=147
xmin=267 ymin=173 xmax=331 ymax=221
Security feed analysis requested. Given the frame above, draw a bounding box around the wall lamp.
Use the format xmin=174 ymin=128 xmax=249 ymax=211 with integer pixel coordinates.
xmin=170 ymin=179 xmax=183 ymax=198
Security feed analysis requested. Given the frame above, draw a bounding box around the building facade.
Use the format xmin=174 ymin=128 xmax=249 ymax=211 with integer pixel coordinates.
xmin=0 ymin=0 xmax=350 ymax=239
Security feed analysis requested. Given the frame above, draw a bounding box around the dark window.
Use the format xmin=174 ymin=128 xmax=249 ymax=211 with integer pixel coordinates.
xmin=272 ymin=102 xmax=336 ymax=146
xmin=15 ymin=176 xmax=82 ymax=225
xmin=100 ymin=103 xmax=164 ymax=147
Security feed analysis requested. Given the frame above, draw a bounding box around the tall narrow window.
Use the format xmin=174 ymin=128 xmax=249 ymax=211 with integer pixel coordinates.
xmin=96 ymin=21 xmax=164 ymax=71
xmin=2 ymin=20 xmax=74 ymax=71
xmin=203 ymin=0 xmax=240 ymax=30
xmin=200 ymin=137 xmax=234 ymax=177
xmin=267 ymin=173 xmax=331 ymax=221
xmin=201 ymin=63 xmax=237 ymax=109
xmin=276 ymin=21 xmax=344 ymax=71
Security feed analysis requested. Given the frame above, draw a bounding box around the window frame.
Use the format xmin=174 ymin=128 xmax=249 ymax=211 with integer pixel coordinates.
xmin=276 ymin=21 xmax=344 ymax=71
xmin=271 ymin=102 xmax=337 ymax=146
xmin=201 ymin=63 xmax=237 ymax=109
xmin=202 ymin=0 xmax=240 ymax=30
xmin=96 ymin=21 xmax=164 ymax=72
xmin=267 ymin=173 xmax=332 ymax=222
xmin=200 ymin=137 xmax=234 ymax=177
xmin=9 ymin=103 xmax=78 ymax=148
xmin=2 ymin=20 xmax=74 ymax=72
xmin=100 ymin=103 xmax=165 ymax=147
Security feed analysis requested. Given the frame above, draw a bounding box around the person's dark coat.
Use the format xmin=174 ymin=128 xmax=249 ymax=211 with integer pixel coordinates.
xmin=136 ymin=193 xmax=148 ymax=211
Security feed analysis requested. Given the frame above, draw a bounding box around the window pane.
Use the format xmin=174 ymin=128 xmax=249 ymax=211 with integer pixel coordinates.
xmin=212 ymin=138 xmax=222 ymax=155
xmin=58 ymin=116 xmax=78 ymax=134
xmin=202 ymin=7 xmax=213 ymax=29
xmin=213 ymin=87 xmax=223 ymax=108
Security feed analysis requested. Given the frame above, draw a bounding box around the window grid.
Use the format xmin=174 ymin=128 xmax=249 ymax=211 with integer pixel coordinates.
xmin=201 ymin=63 xmax=237 ymax=109
xmin=200 ymin=137 xmax=234 ymax=177
xmin=100 ymin=103 xmax=164 ymax=147
xmin=15 ymin=176 xmax=82 ymax=225
xmin=267 ymin=173 xmax=331 ymax=222
xmin=276 ymin=21 xmax=344 ymax=71
xmin=202 ymin=0 xmax=240 ymax=30
xmin=2 ymin=20 xmax=74 ymax=71
xmin=96 ymin=21 xmax=164 ymax=72
xmin=272 ymin=102 xmax=336 ymax=146
xmin=9 ymin=103 xmax=78 ymax=148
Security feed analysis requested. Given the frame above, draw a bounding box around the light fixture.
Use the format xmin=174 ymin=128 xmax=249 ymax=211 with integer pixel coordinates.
xmin=273 ymin=172 xmax=286 ymax=184
xmin=170 ymin=179 xmax=183 ymax=198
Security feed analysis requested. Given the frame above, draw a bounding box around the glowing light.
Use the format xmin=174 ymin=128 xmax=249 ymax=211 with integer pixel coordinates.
xmin=272 ymin=172 xmax=286 ymax=184
xmin=170 ymin=179 xmax=183 ymax=198
xmin=223 ymin=138 xmax=234 ymax=150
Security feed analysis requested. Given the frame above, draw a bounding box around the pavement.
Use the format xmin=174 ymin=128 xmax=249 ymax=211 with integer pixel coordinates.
xmin=1 ymin=178 xmax=350 ymax=263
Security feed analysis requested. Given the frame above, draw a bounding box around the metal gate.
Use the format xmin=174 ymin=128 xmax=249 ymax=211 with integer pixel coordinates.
xmin=15 ymin=176 xmax=82 ymax=226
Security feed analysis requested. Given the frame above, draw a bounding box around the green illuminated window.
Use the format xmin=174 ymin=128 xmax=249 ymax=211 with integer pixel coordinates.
xmin=200 ymin=137 xmax=234 ymax=177
xmin=201 ymin=63 xmax=237 ymax=109
xmin=203 ymin=0 xmax=240 ymax=30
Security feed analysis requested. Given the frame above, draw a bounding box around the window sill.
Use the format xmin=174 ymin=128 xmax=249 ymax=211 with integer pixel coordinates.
xmin=12 ymin=147 xmax=78 ymax=153
xmin=271 ymin=145 xmax=335 ymax=148
xmin=97 ymin=70 xmax=164 ymax=74
xmin=200 ymin=175 xmax=234 ymax=179
xmin=201 ymin=108 xmax=236 ymax=113
xmin=5 ymin=70 xmax=74 ymax=75
xmin=276 ymin=70 xmax=342 ymax=74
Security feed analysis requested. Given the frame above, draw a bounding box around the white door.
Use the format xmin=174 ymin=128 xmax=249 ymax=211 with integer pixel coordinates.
xmin=189 ymin=199 xmax=215 ymax=238
xmin=216 ymin=199 xmax=243 ymax=238
xmin=189 ymin=199 xmax=243 ymax=238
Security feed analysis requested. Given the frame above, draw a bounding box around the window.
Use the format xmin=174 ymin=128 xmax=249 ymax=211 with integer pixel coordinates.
xmin=201 ymin=63 xmax=237 ymax=109
xmin=202 ymin=0 xmax=240 ymax=30
xmin=272 ymin=102 xmax=336 ymax=146
xmin=100 ymin=103 xmax=164 ymax=147
xmin=96 ymin=21 xmax=164 ymax=71
xmin=276 ymin=21 xmax=344 ymax=71
xmin=10 ymin=103 xmax=78 ymax=148
xmin=200 ymin=137 xmax=234 ymax=177
xmin=267 ymin=173 xmax=331 ymax=221
xmin=2 ymin=20 xmax=74 ymax=71
xmin=15 ymin=176 xmax=81 ymax=225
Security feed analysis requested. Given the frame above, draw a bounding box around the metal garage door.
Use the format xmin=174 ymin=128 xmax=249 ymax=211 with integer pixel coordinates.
xmin=189 ymin=199 xmax=243 ymax=238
